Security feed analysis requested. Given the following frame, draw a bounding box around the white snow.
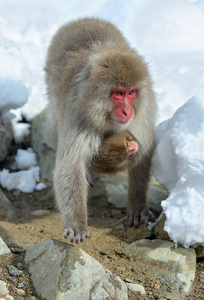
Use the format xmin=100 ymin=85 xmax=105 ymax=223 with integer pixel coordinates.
xmin=12 ymin=148 xmax=37 ymax=170
xmin=36 ymin=182 xmax=47 ymax=191
xmin=152 ymin=95 xmax=204 ymax=247
xmin=11 ymin=121 xmax=30 ymax=144
xmin=0 ymin=166 xmax=40 ymax=193
xmin=0 ymin=147 xmax=47 ymax=192
xmin=0 ymin=78 xmax=29 ymax=123
xmin=0 ymin=0 xmax=203 ymax=246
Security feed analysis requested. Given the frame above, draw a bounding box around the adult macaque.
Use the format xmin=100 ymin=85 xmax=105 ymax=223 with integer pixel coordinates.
xmin=45 ymin=18 xmax=157 ymax=243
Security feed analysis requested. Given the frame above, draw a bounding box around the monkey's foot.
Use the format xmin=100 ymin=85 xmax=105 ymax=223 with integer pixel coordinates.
xmin=128 ymin=207 xmax=155 ymax=228
xmin=63 ymin=224 xmax=90 ymax=243
xmin=126 ymin=139 xmax=138 ymax=156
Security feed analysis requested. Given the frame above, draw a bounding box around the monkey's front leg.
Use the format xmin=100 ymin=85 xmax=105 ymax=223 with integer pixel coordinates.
xmin=54 ymin=143 xmax=90 ymax=243
xmin=127 ymin=153 xmax=155 ymax=227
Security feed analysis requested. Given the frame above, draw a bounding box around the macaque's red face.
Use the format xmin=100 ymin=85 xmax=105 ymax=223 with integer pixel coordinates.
xmin=110 ymin=87 xmax=137 ymax=124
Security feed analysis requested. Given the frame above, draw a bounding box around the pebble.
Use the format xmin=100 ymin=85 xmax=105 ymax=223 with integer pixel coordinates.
xmin=99 ymin=251 xmax=107 ymax=256
xmin=16 ymin=262 xmax=23 ymax=269
xmin=124 ymin=278 xmax=132 ymax=283
xmin=14 ymin=287 xmax=26 ymax=296
xmin=8 ymin=265 xmax=23 ymax=276
xmin=115 ymin=223 xmax=125 ymax=230
xmin=17 ymin=283 xmax=25 ymax=289
xmin=126 ymin=283 xmax=146 ymax=295
xmin=199 ymin=276 xmax=204 ymax=283
xmin=31 ymin=209 xmax=51 ymax=217
xmin=10 ymin=247 xmax=26 ymax=253
xmin=111 ymin=209 xmax=122 ymax=218
xmin=117 ymin=266 xmax=126 ymax=272
xmin=154 ymin=283 xmax=161 ymax=289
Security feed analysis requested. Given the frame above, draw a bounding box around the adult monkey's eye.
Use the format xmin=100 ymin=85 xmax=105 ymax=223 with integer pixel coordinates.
xmin=129 ymin=91 xmax=135 ymax=95
xmin=115 ymin=91 xmax=123 ymax=96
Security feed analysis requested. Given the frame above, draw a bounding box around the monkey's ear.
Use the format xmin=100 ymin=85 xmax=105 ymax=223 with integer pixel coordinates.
xmin=75 ymin=53 xmax=99 ymax=83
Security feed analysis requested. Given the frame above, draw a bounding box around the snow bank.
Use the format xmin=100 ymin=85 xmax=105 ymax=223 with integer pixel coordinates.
xmin=0 ymin=77 xmax=30 ymax=142
xmin=12 ymin=148 xmax=37 ymax=170
xmin=0 ymin=148 xmax=46 ymax=193
xmin=152 ymin=95 xmax=204 ymax=247
xmin=0 ymin=166 xmax=40 ymax=193
xmin=0 ymin=77 xmax=29 ymax=123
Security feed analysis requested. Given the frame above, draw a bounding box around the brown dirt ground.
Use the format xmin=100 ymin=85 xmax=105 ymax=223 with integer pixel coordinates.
xmin=0 ymin=141 xmax=203 ymax=299
xmin=0 ymin=185 xmax=203 ymax=300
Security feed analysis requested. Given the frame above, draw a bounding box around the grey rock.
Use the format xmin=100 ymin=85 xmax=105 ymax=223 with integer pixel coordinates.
xmin=105 ymin=173 xmax=167 ymax=211
xmin=111 ymin=209 xmax=123 ymax=218
xmin=147 ymin=184 xmax=168 ymax=213
xmin=126 ymin=283 xmax=146 ymax=295
xmin=0 ymin=280 xmax=14 ymax=300
xmin=25 ymin=239 xmax=128 ymax=300
xmin=152 ymin=213 xmax=171 ymax=241
xmin=195 ymin=245 xmax=204 ymax=258
xmin=0 ymin=188 xmax=17 ymax=220
xmin=126 ymin=224 xmax=151 ymax=243
xmin=17 ymin=283 xmax=25 ymax=289
xmin=0 ymin=237 xmax=11 ymax=255
xmin=31 ymin=108 xmax=55 ymax=182
xmin=102 ymin=173 xmax=128 ymax=209
xmin=31 ymin=209 xmax=51 ymax=217
xmin=106 ymin=182 xmax=127 ymax=208
xmin=124 ymin=278 xmax=132 ymax=283
xmin=9 ymin=265 xmax=23 ymax=276
xmin=0 ymin=122 xmax=12 ymax=162
xmin=10 ymin=248 xmax=26 ymax=254
xmin=122 ymin=239 xmax=196 ymax=298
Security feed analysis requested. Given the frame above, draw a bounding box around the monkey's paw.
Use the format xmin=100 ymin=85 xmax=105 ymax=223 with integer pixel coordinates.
xmin=126 ymin=138 xmax=138 ymax=156
xmin=128 ymin=206 xmax=155 ymax=228
xmin=63 ymin=224 xmax=90 ymax=243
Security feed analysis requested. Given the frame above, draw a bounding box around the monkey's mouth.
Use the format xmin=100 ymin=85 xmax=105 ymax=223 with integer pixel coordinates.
xmin=115 ymin=117 xmax=131 ymax=125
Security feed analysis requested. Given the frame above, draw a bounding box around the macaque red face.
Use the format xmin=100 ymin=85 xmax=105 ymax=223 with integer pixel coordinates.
xmin=110 ymin=87 xmax=137 ymax=124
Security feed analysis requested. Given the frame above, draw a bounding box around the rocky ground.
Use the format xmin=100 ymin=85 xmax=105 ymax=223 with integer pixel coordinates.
xmin=0 ymin=118 xmax=204 ymax=299
xmin=0 ymin=170 xmax=204 ymax=299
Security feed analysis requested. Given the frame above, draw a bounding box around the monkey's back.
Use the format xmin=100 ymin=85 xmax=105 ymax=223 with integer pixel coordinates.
xmin=47 ymin=18 xmax=129 ymax=58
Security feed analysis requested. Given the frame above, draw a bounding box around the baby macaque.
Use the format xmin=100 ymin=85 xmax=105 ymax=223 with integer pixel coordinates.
xmin=92 ymin=132 xmax=138 ymax=173
xmin=45 ymin=18 xmax=157 ymax=243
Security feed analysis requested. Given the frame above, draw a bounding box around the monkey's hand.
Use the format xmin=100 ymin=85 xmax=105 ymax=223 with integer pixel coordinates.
xmin=126 ymin=136 xmax=138 ymax=157
xmin=127 ymin=202 xmax=155 ymax=228
xmin=63 ymin=222 xmax=90 ymax=243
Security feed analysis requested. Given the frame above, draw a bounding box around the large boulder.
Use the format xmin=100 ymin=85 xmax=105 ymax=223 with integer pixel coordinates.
xmin=25 ymin=239 xmax=128 ymax=300
xmin=122 ymin=239 xmax=196 ymax=299
xmin=31 ymin=108 xmax=55 ymax=181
